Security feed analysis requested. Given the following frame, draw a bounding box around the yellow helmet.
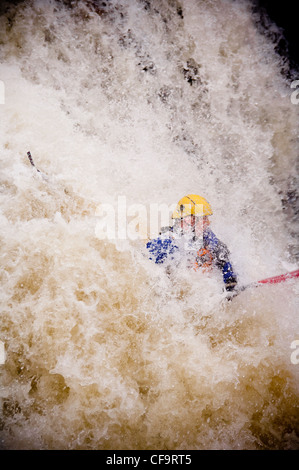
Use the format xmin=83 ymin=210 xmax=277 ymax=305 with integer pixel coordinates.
xmin=172 ymin=194 xmax=213 ymax=219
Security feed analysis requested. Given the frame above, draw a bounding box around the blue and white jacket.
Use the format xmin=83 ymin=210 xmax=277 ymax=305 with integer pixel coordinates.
xmin=146 ymin=227 xmax=237 ymax=291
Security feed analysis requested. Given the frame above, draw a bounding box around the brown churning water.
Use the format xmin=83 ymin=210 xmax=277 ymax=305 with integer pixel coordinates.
xmin=0 ymin=0 xmax=298 ymax=450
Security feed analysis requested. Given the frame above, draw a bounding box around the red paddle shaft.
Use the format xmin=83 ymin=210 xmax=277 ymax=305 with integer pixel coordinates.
xmin=257 ymin=269 xmax=299 ymax=285
xmin=238 ymin=269 xmax=299 ymax=294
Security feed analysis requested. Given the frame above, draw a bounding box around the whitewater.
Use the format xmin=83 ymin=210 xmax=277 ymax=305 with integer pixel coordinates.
xmin=0 ymin=0 xmax=298 ymax=450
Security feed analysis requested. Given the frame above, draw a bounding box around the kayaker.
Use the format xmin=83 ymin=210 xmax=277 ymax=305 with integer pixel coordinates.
xmin=146 ymin=194 xmax=238 ymax=295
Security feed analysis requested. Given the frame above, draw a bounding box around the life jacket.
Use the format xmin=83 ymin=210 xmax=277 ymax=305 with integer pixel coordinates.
xmin=193 ymin=247 xmax=213 ymax=272
xmin=146 ymin=228 xmax=237 ymax=290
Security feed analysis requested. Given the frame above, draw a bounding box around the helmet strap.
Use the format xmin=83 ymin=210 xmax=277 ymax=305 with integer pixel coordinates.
xmin=191 ymin=214 xmax=196 ymax=241
xmin=180 ymin=204 xmax=184 ymax=235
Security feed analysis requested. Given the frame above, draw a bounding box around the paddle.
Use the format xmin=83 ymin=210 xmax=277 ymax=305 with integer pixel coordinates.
xmin=27 ymin=150 xmax=49 ymax=182
xmin=27 ymin=151 xmax=40 ymax=172
xmin=234 ymin=269 xmax=299 ymax=297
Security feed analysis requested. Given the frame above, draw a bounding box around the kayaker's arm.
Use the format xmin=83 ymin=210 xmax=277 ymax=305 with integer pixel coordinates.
xmin=146 ymin=237 xmax=178 ymax=264
xmin=212 ymin=239 xmax=238 ymax=291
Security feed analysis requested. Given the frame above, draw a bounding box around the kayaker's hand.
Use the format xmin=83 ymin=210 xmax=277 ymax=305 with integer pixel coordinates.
xmin=225 ymin=283 xmax=238 ymax=301
xmin=226 ymin=291 xmax=238 ymax=301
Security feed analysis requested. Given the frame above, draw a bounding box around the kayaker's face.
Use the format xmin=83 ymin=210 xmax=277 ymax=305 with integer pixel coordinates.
xmin=180 ymin=215 xmax=209 ymax=237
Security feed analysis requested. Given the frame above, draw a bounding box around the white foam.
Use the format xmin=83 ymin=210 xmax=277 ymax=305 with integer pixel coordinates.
xmin=0 ymin=0 xmax=298 ymax=451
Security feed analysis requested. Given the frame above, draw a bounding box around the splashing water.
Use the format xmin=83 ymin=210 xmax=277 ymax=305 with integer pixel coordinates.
xmin=0 ymin=0 xmax=298 ymax=450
